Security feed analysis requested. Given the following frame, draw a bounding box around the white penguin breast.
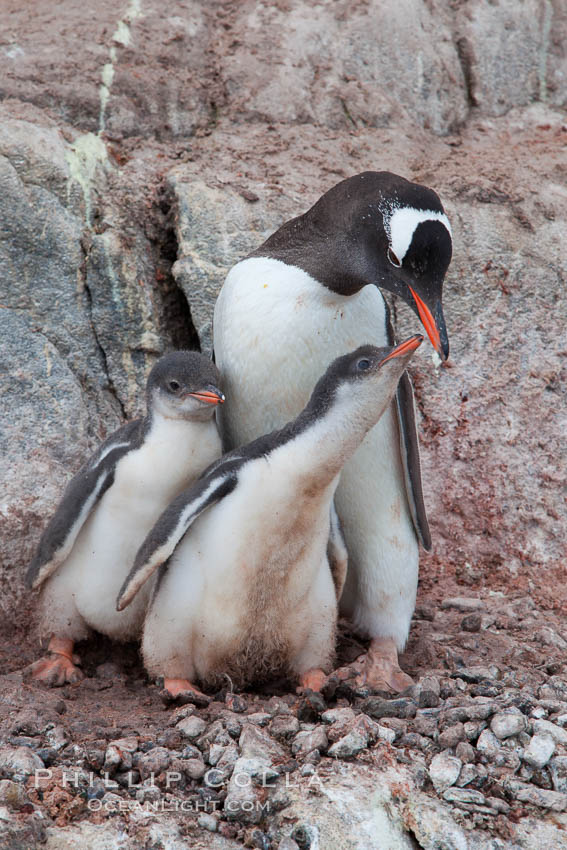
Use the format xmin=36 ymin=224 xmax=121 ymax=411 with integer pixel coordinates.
xmin=71 ymin=416 xmax=221 ymax=637
xmin=214 ymin=256 xmax=390 ymax=444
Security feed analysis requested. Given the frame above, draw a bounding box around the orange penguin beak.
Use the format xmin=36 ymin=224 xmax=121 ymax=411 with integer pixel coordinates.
xmin=381 ymin=334 xmax=424 ymax=365
xmin=409 ymin=286 xmax=449 ymax=361
xmin=185 ymin=387 xmax=225 ymax=405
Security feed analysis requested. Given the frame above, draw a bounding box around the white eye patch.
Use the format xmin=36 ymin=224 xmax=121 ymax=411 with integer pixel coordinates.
xmin=387 ymin=207 xmax=452 ymax=266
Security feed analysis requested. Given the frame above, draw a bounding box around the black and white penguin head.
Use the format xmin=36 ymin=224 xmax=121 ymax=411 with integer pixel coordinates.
xmin=310 ymin=335 xmax=423 ymax=427
xmin=261 ymin=171 xmax=452 ymax=360
xmin=146 ymin=351 xmax=224 ymax=422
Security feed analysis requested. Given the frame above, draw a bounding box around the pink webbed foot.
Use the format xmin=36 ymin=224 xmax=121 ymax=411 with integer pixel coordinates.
xmin=24 ymin=637 xmax=83 ymax=687
xmin=159 ymin=677 xmax=211 ymax=707
xmin=296 ymin=667 xmax=328 ymax=694
xmin=354 ymin=637 xmax=413 ymax=693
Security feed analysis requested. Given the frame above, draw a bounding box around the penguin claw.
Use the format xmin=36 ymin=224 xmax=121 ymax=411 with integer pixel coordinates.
xmin=158 ymin=678 xmax=211 ymax=708
xmin=24 ymin=654 xmax=84 ymax=687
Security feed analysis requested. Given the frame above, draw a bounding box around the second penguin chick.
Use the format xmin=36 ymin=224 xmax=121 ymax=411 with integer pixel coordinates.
xmin=117 ymin=336 xmax=423 ymax=702
xmin=26 ymin=351 xmax=224 ymax=686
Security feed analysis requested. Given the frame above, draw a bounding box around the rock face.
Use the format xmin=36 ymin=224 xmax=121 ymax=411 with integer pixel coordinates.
xmin=0 ymin=1 xmax=566 ymax=846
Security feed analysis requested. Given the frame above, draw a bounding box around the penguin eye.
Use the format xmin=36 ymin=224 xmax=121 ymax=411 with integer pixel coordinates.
xmin=387 ymin=246 xmax=402 ymax=268
xmin=357 ymin=358 xmax=371 ymax=371
xmin=168 ymin=379 xmax=181 ymax=393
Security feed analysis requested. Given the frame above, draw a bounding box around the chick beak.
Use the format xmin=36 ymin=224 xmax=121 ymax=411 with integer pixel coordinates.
xmin=381 ymin=334 xmax=424 ymax=365
xmin=185 ymin=386 xmax=225 ymax=405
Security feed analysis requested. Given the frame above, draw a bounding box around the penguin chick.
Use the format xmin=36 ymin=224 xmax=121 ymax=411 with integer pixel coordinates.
xmin=117 ymin=335 xmax=423 ymax=702
xmin=25 ymin=351 xmax=224 ymax=686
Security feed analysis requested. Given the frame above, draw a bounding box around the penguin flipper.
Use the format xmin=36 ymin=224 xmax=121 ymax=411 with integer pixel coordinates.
xmin=328 ymin=501 xmax=348 ymax=602
xmin=395 ymin=371 xmax=432 ymax=551
xmin=116 ymin=467 xmax=239 ymax=611
xmin=26 ymin=421 xmax=142 ymax=591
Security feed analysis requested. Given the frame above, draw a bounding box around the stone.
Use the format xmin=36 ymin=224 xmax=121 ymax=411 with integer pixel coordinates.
xmin=136 ymin=747 xmax=171 ymax=780
xmin=362 ymin=697 xmax=417 ymax=720
xmin=439 ymin=723 xmax=466 ymax=749
xmin=442 ymin=787 xmax=486 ymax=806
xmin=476 ymin=729 xmax=500 ymax=756
xmin=523 ymin=734 xmax=556 ymax=769
xmin=0 ymin=780 xmax=29 ymax=809
xmin=413 ymin=714 xmax=438 ymax=739
xmin=490 ymin=712 xmax=527 ymax=740
xmin=460 ymin=613 xmax=482 ymax=632
xmin=278 ymin=839 xmax=300 ymax=850
xmin=0 ymin=746 xmax=44 ymax=777
xmin=269 ymin=715 xmax=300 ymax=741
xmin=455 ymin=742 xmax=476 ymax=764
xmin=328 ymin=729 xmax=368 ymax=760
xmin=246 ymin=712 xmax=271 ymax=727
xmin=176 ymin=716 xmax=207 ymax=740
xmin=533 ymin=719 xmax=567 ymax=747
xmin=198 ymin=812 xmax=218 ymax=832
xmin=549 ymin=756 xmax=567 ymax=793
xmin=239 ymin=724 xmax=286 ymax=764
xmin=291 ymin=727 xmax=328 ymax=757
xmin=428 ymin=751 xmax=462 ymax=792
xmin=183 ymin=758 xmax=207 ymax=781
xmin=441 ymin=597 xmax=485 ymax=612
xmin=503 ymin=779 xmax=567 ymax=812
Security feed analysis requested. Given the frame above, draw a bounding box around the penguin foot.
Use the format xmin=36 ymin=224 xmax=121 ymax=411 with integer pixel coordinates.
xmin=159 ymin=678 xmax=211 ymax=708
xmin=24 ymin=637 xmax=83 ymax=687
xmin=355 ymin=637 xmax=413 ymax=693
xmin=296 ymin=668 xmax=328 ymax=694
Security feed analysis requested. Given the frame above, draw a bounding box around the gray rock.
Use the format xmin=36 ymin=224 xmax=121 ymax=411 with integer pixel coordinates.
xmin=549 ymin=756 xmax=567 ymax=793
xmin=198 ymin=812 xmax=218 ymax=832
xmin=246 ymin=712 xmax=271 ymax=727
xmin=291 ymin=726 xmax=328 ymax=757
xmin=503 ymin=778 xmax=567 ymax=812
xmin=490 ymin=712 xmax=527 ymax=740
xmin=476 ymin=729 xmax=500 ymax=756
xmin=413 ymin=714 xmax=438 ymax=739
xmin=523 ymin=734 xmax=556 ymax=769
xmin=269 ymin=715 xmax=300 ymax=741
xmin=183 ymin=758 xmax=207 ymax=781
xmin=278 ymin=839 xmax=300 ymax=850
xmin=0 ymin=745 xmax=44 ymax=777
xmin=455 ymin=741 xmax=476 ymax=764
xmin=239 ymin=724 xmax=286 ymax=764
xmin=328 ymin=729 xmax=368 ymax=759
xmin=362 ymin=697 xmax=417 ymax=720
xmin=534 ymin=719 xmax=567 ymax=747
xmin=428 ymin=751 xmax=462 ymax=792
xmin=176 ymin=716 xmax=207 ymax=740
xmin=441 ymin=597 xmax=485 ymax=612
xmin=0 ymin=779 xmax=30 ymax=809
xmin=442 ymin=787 xmax=486 ymax=806
xmin=439 ymin=723 xmax=466 ymax=749
xmin=137 ymin=747 xmax=170 ymax=780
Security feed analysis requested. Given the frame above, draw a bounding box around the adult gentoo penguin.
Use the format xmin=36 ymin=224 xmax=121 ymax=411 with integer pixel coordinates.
xmin=26 ymin=352 xmax=224 ymax=686
xmin=117 ymin=337 xmax=423 ymax=699
xmin=213 ymin=171 xmax=452 ymax=692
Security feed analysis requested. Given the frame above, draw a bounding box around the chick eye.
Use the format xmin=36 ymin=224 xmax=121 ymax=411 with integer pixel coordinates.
xmin=387 ymin=246 xmax=402 ymax=268
xmin=357 ymin=358 xmax=371 ymax=371
xmin=168 ymin=379 xmax=180 ymax=392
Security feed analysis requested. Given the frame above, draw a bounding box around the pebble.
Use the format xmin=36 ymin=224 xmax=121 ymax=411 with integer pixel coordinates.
xmin=0 ymin=745 xmax=44 ymax=777
xmin=362 ymin=697 xmax=417 ymax=720
xmin=442 ymin=787 xmax=486 ymax=806
xmin=181 ymin=744 xmax=202 ymax=760
xmin=269 ymin=715 xmax=300 ymax=741
xmin=225 ymin=693 xmax=248 ymax=713
xmin=549 ymin=756 xmax=567 ymax=792
xmin=439 ymin=723 xmax=466 ymax=749
xmin=279 ymin=839 xmax=300 ymax=850
xmin=0 ymin=779 xmax=29 ymax=809
xmin=177 ymin=716 xmax=207 ymax=740
xmin=461 ymin=613 xmax=482 ymax=632
xmin=522 ymin=734 xmax=555 ymax=769
xmin=239 ymin=724 xmax=286 ymax=764
xmin=490 ymin=712 xmax=526 ymax=739
xmin=183 ymin=758 xmax=207 ymax=780
xmin=328 ymin=729 xmax=368 ymax=759
xmin=376 ymin=725 xmax=396 ymax=744
xmin=137 ymin=747 xmax=171 ymax=780
xmin=413 ymin=714 xmax=438 ymax=738
xmin=198 ymin=812 xmax=218 ymax=832
xmin=533 ymin=719 xmax=567 ymax=747
xmin=428 ymin=751 xmax=462 ymax=792
xmin=455 ymin=741 xmax=475 ymax=763
xmin=321 ymin=707 xmax=356 ymax=725
xmin=503 ymin=779 xmax=567 ymax=812
xmin=291 ymin=727 xmax=328 ymax=756
xmin=453 ymin=666 xmax=499 ymax=684
xmin=247 ymin=712 xmax=272 ymax=727
xmin=476 ymin=729 xmax=500 ymax=756
xmin=441 ymin=597 xmax=485 ymax=612
xmin=456 ymin=763 xmax=480 ymax=787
